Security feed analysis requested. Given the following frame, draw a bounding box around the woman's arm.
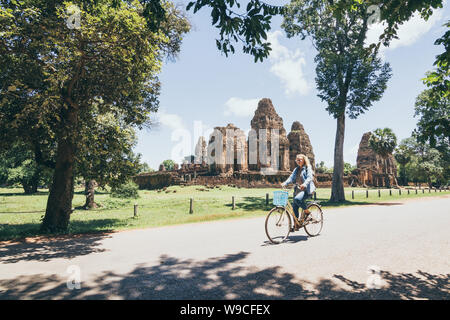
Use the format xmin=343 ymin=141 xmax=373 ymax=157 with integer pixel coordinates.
xmin=282 ymin=167 xmax=297 ymax=186
xmin=301 ymin=166 xmax=314 ymax=188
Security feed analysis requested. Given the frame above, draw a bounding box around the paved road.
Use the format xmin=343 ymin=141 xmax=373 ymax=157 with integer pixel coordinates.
xmin=0 ymin=196 xmax=449 ymax=299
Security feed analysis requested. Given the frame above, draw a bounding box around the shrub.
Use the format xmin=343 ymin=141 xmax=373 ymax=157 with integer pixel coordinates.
xmin=110 ymin=181 xmax=140 ymax=199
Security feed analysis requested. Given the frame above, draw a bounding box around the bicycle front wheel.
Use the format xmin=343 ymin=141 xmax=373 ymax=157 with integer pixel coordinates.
xmin=303 ymin=203 xmax=323 ymax=237
xmin=265 ymin=207 xmax=291 ymax=244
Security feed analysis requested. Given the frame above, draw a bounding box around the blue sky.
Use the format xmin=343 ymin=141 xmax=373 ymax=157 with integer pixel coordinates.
xmin=135 ymin=1 xmax=450 ymax=170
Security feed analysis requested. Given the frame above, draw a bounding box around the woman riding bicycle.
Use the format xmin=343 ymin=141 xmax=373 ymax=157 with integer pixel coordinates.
xmin=281 ymin=154 xmax=316 ymax=225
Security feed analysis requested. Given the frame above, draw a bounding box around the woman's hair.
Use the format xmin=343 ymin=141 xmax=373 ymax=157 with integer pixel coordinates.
xmin=296 ymin=154 xmax=311 ymax=168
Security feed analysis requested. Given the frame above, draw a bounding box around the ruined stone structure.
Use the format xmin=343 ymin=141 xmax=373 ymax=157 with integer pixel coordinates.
xmin=194 ymin=136 xmax=207 ymax=164
xmin=207 ymin=123 xmax=248 ymax=176
xmin=287 ymin=121 xmax=315 ymax=171
xmin=249 ymin=98 xmax=290 ymax=173
xmin=356 ymin=132 xmax=398 ymax=187
xmin=134 ymin=98 xmax=386 ymax=190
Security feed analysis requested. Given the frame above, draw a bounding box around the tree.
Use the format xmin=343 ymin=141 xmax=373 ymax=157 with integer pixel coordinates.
xmin=366 ymin=0 xmax=445 ymax=47
xmin=422 ymin=20 xmax=449 ymax=100
xmin=75 ymin=109 xmax=143 ymax=209
xmin=0 ymin=143 xmax=52 ymax=193
xmin=409 ymin=143 xmax=445 ymax=188
xmin=419 ymin=148 xmax=444 ymax=188
xmin=315 ymin=161 xmax=326 ymax=173
xmin=414 ymin=22 xmax=450 ymax=186
xmin=186 ymin=0 xmax=444 ymax=60
xmin=162 ymin=159 xmax=176 ymax=171
xmin=394 ymin=142 xmax=412 ymax=186
xmin=0 ymin=0 xmax=190 ymax=231
xmin=186 ymin=0 xmax=445 ymax=202
xmin=413 ymin=89 xmax=449 ymax=154
xmin=139 ymin=162 xmax=154 ymax=173
xmin=398 ymin=137 xmax=447 ymax=187
xmin=368 ymin=128 xmax=397 ymax=187
xmin=344 ymin=163 xmax=355 ymax=176
xmin=282 ymin=1 xmax=391 ymax=201
xmin=414 ymin=20 xmax=449 ymax=154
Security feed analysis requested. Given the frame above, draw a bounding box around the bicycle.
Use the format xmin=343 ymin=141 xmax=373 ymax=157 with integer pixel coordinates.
xmin=265 ymin=184 xmax=324 ymax=244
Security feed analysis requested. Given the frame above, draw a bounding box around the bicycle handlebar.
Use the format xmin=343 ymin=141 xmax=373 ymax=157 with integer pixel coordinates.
xmin=281 ymin=183 xmax=301 ymax=190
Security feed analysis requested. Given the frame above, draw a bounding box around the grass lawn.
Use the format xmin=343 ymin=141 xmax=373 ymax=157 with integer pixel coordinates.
xmin=0 ymin=185 xmax=449 ymax=241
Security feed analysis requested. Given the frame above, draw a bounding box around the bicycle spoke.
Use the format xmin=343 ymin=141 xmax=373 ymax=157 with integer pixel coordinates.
xmin=303 ymin=204 xmax=323 ymax=237
xmin=265 ymin=207 xmax=291 ymax=244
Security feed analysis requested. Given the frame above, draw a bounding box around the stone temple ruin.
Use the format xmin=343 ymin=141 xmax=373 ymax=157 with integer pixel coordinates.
xmin=354 ymin=132 xmax=398 ymax=188
xmin=134 ymin=98 xmax=398 ymax=189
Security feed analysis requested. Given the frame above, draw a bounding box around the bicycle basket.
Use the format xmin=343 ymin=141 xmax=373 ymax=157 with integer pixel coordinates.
xmin=273 ymin=191 xmax=289 ymax=206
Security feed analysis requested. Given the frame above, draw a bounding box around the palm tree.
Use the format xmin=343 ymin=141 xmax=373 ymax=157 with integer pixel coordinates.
xmin=369 ymin=128 xmax=398 ymax=187
xmin=394 ymin=144 xmax=412 ymax=186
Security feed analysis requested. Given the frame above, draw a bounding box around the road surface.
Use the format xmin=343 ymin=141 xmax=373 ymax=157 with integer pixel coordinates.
xmin=0 ymin=196 xmax=449 ymax=299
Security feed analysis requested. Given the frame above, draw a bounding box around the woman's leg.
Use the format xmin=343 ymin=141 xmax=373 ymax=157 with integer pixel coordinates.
xmin=293 ymin=191 xmax=307 ymax=219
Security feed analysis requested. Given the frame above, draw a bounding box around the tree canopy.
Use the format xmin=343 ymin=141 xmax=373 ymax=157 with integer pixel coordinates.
xmin=398 ymin=137 xmax=447 ymax=187
xmin=0 ymin=0 xmax=190 ymax=231
xmin=369 ymin=128 xmax=397 ymax=159
xmin=186 ymin=0 xmax=445 ymax=61
xmin=281 ymin=0 xmax=392 ymax=201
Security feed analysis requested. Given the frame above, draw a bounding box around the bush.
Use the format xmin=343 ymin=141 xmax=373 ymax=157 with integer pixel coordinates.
xmin=110 ymin=181 xmax=140 ymax=199
xmin=100 ymin=198 xmax=132 ymax=209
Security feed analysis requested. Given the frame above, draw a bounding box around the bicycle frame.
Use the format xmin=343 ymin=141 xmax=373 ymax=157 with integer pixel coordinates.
xmin=285 ymin=201 xmax=303 ymax=228
xmin=280 ymin=184 xmax=318 ymax=228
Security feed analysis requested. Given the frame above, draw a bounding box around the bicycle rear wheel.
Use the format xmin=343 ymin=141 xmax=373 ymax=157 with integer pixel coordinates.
xmin=265 ymin=207 xmax=291 ymax=244
xmin=303 ymin=203 xmax=323 ymax=237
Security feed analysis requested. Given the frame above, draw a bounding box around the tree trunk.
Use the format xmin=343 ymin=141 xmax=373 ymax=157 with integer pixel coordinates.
xmin=22 ymin=171 xmax=40 ymax=194
xmin=384 ymin=157 xmax=390 ymax=188
xmin=40 ymin=105 xmax=78 ymax=232
xmin=84 ymin=179 xmax=98 ymax=209
xmin=330 ymin=113 xmax=346 ymax=202
xmin=22 ymin=182 xmax=34 ymax=195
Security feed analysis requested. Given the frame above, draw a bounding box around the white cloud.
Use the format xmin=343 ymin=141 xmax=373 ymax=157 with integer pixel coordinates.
xmin=224 ymin=97 xmax=260 ymax=117
xmin=157 ymin=111 xmax=185 ymax=131
xmin=267 ymin=31 xmax=311 ymax=96
xmin=366 ymin=8 xmax=444 ymax=52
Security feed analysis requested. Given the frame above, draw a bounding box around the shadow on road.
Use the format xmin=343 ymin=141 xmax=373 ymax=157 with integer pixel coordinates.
xmin=0 ymin=233 xmax=111 ymax=264
xmin=285 ymin=235 xmax=309 ymax=243
xmin=363 ymin=202 xmax=404 ymax=206
xmin=1 ymin=252 xmax=448 ymax=299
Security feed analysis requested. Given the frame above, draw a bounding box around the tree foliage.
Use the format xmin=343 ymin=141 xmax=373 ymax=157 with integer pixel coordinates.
xmin=187 ymin=0 xmax=285 ymax=62
xmin=283 ymin=1 xmax=392 ymax=120
xmin=110 ymin=179 xmax=140 ymax=199
xmin=413 ymin=89 xmax=449 ymax=150
xmin=368 ymin=128 xmax=397 ymax=187
xmin=0 ymin=0 xmax=190 ymax=231
xmin=162 ymin=159 xmax=176 ymax=171
xmin=365 ymin=0 xmax=444 ymax=46
xmin=185 ymin=0 xmax=445 ymax=61
xmin=76 ymin=109 xmax=142 ymax=190
xmin=368 ymin=128 xmax=397 ymax=159
xmin=414 ymin=22 xmax=450 ymax=154
xmin=394 ymin=142 xmax=412 ymax=185
xmin=396 ymin=137 xmax=448 ymax=187
xmin=282 ymin=0 xmax=392 ymax=201
xmin=0 ymin=142 xmax=53 ymax=193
